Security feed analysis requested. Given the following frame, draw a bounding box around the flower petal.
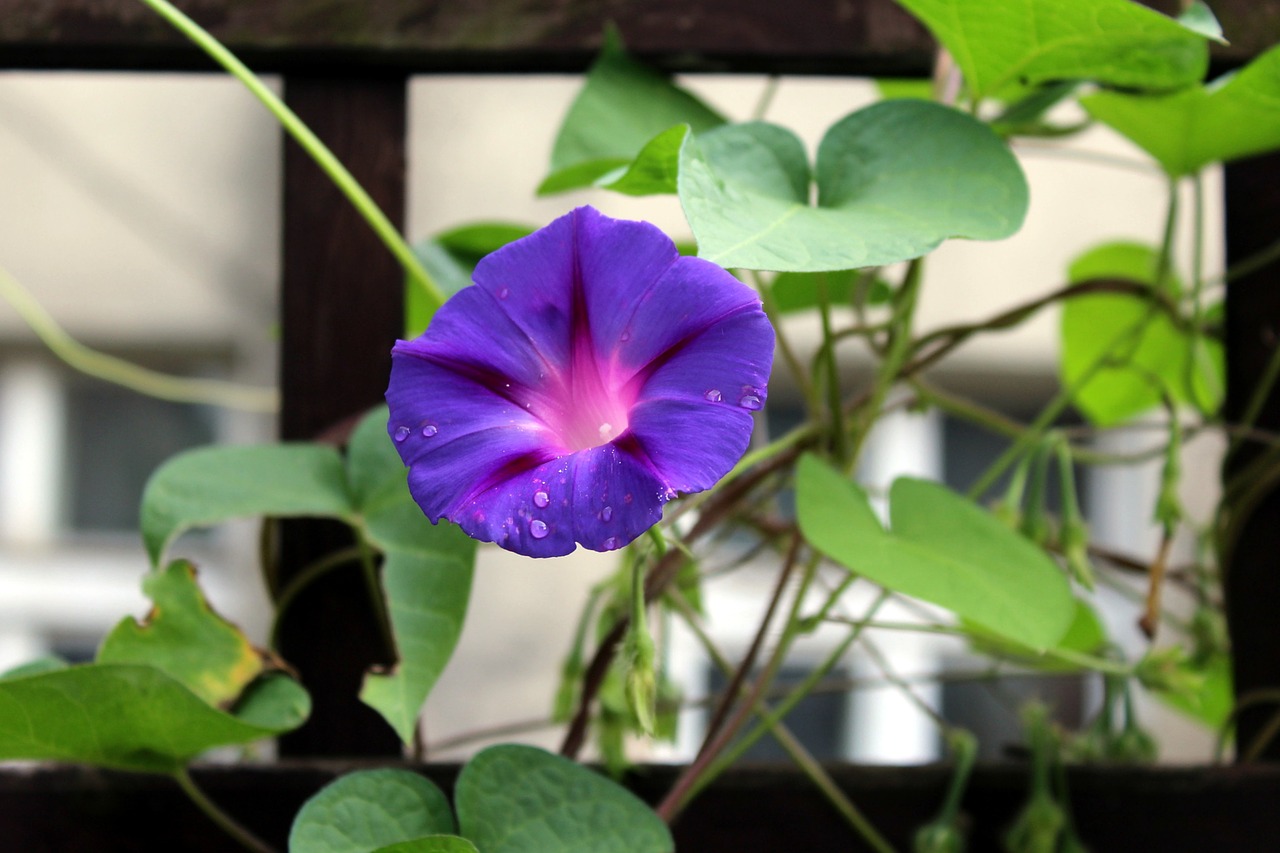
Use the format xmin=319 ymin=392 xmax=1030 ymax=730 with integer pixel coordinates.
xmin=611 ymin=255 xmax=769 ymax=385
xmin=397 ymin=285 xmax=563 ymax=414
xmin=469 ymin=211 xmax=579 ymax=374
xmin=627 ymin=309 xmax=774 ymax=492
xmin=568 ymin=440 xmax=668 ymax=552
xmin=426 ymin=455 xmax=578 ymax=558
xmin=387 ymin=352 xmax=555 ymax=519
xmin=419 ymin=442 xmax=667 ymax=558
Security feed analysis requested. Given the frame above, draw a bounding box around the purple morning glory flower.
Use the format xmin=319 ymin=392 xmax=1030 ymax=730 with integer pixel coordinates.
xmin=386 ymin=206 xmax=774 ymax=558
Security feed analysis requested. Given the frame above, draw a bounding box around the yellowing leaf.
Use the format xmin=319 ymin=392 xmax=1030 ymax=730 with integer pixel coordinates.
xmin=97 ymin=560 xmax=264 ymax=707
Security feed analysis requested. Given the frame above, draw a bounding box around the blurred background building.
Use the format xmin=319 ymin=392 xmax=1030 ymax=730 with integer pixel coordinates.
xmin=0 ymin=71 xmax=1223 ymax=763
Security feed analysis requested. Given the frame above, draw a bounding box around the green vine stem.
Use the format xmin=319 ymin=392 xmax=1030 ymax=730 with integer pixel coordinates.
xmin=846 ymin=256 xmax=924 ymax=469
xmin=678 ymin=590 xmax=892 ymax=814
xmin=0 ymin=264 xmax=277 ymax=411
xmin=173 ymin=768 xmax=275 ymax=853
xmin=138 ymin=0 xmax=444 ymax=318
xmin=268 ymin=544 xmax=364 ymax=649
xmin=665 ymin=588 xmax=893 ymax=853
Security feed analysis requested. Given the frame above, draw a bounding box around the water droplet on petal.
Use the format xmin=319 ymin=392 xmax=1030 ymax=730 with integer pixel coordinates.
xmin=704 ymin=389 xmax=722 ymax=403
xmin=533 ymin=490 xmax=550 ymax=508
xmin=602 ymin=536 xmax=620 ymax=550
xmin=739 ymin=393 xmax=763 ymax=411
xmin=393 ymin=425 xmax=411 ymax=442
xmin=620 ymin=330 xmax=631 ymax=342
xmin=601 ymin=506 xmax=613 ymax=522
xmin=624 ymin=493 xmax=634 ymax=504
xmin=421 ymin=423 xmax=438 ymax=438
xmin=497 ymin=286 xmax=510 ymax=299
xmin=530 ymin=519 xmax=549 ymax=539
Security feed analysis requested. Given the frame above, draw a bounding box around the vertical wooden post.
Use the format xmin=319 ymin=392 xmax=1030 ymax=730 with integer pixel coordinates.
xmin=276 ymin=74 xmax=407 ymax=756
xmin=1224 ymin=150 xmax=1280 ymax=761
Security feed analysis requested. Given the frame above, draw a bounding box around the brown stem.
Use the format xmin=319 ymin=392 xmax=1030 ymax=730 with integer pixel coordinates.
xmin=695 ymin=533 xmax=803 ymax=760
xmin=557 ymin=446 xmax=801 ymax=758
xmin=904 ymin=278 xmax=1188 ymax=380
xmin=1139 ymin=532 xmax=1176 ymax=639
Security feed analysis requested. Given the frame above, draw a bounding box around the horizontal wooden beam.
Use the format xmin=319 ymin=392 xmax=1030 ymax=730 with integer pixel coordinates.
xmin=5 ymin=0 xmax=1274 ymax=76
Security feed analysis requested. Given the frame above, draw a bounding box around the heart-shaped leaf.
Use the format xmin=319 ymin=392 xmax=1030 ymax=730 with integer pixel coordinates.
xmin=348 ymin=408 xmax=477 ymax=744
xmin=895 ymin=0 xmax=1209 ymax=101
xmin=455 ymin=744 xmax=673 ymax=853
xmin=771 ymin=270 xmax=891 ymax=314
xmin=373 ymin=839 xmax=480 ymax=853
xmin=289 ymin=769 xmax=455 ymax=853
xmin=1060 ymin=242 xmax=1222 ymax=425
xmin=964 ymin=598 xmax=1109 ymax=672
xmin=540 ymin=30 xmax=724 ymax=194
xmin=595 ymin=124 xmax=689 ymax=196
xmin=140 ymin=444 xmax=353 ymax=566
xmin=0 ymin=664 xmax=307 ymax=773
xmin=797 ymin=455 xmax=1074 ymax=650
xmin=679 ymin=100 xmax=1028 ymax=272
xmin=1082 ymin=44 xmax=1280 ymax=177
xmin=97 ymin=560 xmax=264 ymax=707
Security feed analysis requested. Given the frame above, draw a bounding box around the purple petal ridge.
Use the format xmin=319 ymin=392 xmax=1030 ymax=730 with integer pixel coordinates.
xmin=386 ymin=206 xmax=775 ymax=558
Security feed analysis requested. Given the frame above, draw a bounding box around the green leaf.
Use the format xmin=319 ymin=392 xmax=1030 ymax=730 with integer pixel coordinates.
xmin=289 ymin=769 xmax=455 ymax=853
xmin=875 ymin=78 xmax=935 ymax=100
xmin=771 ymin=269 xmax=892 ymax=314
xmin=346 ymin=405 xmax=411 ymax=511
xmin=679 ymin=100 xmax=1028 ymax=272
xmin=965 ymin=599 xmax=1108 ymax=671
xmin=437 ymin=223 xmax=537 ymax=262
xmin=540 ymin=29 xmax=725 ymax=195
xmin=231 ymin=672 xmax=312 ymax=730
xmin=348 ymin=409 xmax=478 ymax=744
xmin=0 ymin=656 xmax=68 ymax=680
xmin=373 ymin=839 xmax=480 ymax=853
xmin=1082 ymin=44 xmax=1280 ymax=177
xmin=1177 ymin=1 xmax=1226 ymax=44
xmin=989 ymin=81 xmax=1088 ymax=138
xmin=0 ymin=663 xmax=307 ymax=773
xmin=97 ymin=560 xmax=263 ymax=707
xmin=456 ymin=744 xmax=673 ymax=853
xmin=140 ymin=444 xmax=353 ymax=566
xmin=1152 ymin=653 xmax=1232 ymax=729
xmin=796 ymin=456 xmax=1074 ymax=650
xmin=895 ymin=0 xmax=1209 ymax=101
xmin=1061 ymin=242 xmax=1223 ymax=425
xmin=596 ymin=124 xmax=689 ymax=196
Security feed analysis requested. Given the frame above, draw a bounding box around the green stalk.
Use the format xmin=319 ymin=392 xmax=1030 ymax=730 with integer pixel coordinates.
xmin=1154 ymin=175 xmax=1181 ymax=295
xmin=666 ymin=589 xmax=891 ymax=851
xmin=173 ymin=768 xmax=274 ymax=853
xmin=0 ymin=264 xmax=277 ymax=411
xmin=268 ymin=544 xmax=365 ymax=650
xmin=817 ymin=275 xmax=852 ymax=465
xmin=846 ymin=257 xmax=924 ymax=469
xmin=356 ymin=532 xmax=397 ymax=657
xmin=681 ymin=591 xmax=891 ymax=806
xmin=137 ymin=0 xmax=444 ymax=318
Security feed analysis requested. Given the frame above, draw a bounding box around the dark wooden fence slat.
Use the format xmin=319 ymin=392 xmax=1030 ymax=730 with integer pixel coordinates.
xmin=1 ymin=0 xmax=1273 ymax=74
xmin=1224 ymin=150 xmax=1280 ymax=762
xmin=277 ymin=73 xmax=406 ymax=757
